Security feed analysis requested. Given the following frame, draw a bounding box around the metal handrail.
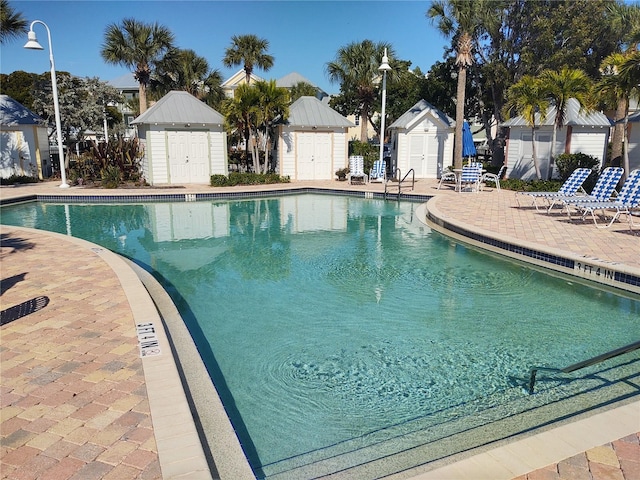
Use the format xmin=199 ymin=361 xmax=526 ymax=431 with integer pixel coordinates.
xmin=384 ymin=168 xmax=415 ymax=199
xmin=527 ymin=339 xmax=640 ymax=394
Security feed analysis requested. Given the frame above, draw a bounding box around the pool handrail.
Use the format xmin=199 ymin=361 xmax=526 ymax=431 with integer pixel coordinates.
xmin=527 ymin=339 xmax=640 ymax=394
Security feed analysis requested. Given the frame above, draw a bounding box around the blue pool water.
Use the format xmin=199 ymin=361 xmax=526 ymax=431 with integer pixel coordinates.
xmin=2 ymin=194 xmax=639 ymax=477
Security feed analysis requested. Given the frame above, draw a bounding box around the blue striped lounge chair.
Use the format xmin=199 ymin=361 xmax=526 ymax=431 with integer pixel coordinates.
xmin=458 ymin=164 xmax=483 ymax=192
xmin=370 ymin=160 xmax=386 ymax=183
xmin=565 ymin=169 xmax=640 ymax=230
xmin=516 ymin=167 xmax=592 ymax=211
xmin=348 ymin=155 xmax=368 ymax=184
xmin=550 ymin=166 xmax=624 ymax=214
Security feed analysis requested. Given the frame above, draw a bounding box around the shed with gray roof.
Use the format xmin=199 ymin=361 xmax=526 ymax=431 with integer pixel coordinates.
xmin=617 ymin=110 xmax=640 ymax=172
xmin=131 ymin=91 xmax=227 ymax=185
xmin=387 ymin=99 xmax=454 ymax=179
xmin=277 ymin=96 xmax=354 ymax=180
xmin=0 ymin=95 xmax=51 ymax=179
xmin=502 ymin=98 xmax=611 ymax=180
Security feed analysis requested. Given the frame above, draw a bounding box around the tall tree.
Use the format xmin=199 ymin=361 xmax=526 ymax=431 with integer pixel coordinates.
xmin=326 ymin=39 xmax=395 ymax=142
xmin=222 ymin=34 xmax=274 ymax=85
xmin=254 ymin=80 xmax=289 ymax=173
xmin=0 ymin=0 xmax=27 ymax=44
xmin=151 ymin=48 xmax=224 ymax=107
xmin=289 ymin=82 xmax=318 ymax=102
xmin=427 ymin=0 xmax=494 ymax=170
xmin=538 ymin=68 xmax=592 ymax=179
xmin=504 ymin=75 xmax=549 ymax=180
xmin=222 ymin=83 xmax=260 ymax=171
xmin=597 ymin=50 xmax=640 ymax=178
xmin=101 ymin=18 xmax=174 ymax=114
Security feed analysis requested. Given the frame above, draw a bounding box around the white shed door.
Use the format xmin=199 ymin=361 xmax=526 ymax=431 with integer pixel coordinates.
xmin=167 ymin=131 xmax=209 ymax=184
xmin=296 ymin=132 xmax=332 ymax=180
xmin=409 ymin=134 xmax=426 ymax=177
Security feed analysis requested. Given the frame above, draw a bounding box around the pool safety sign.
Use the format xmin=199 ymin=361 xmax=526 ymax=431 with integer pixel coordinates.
xmin=136 ymin=322 xmax=161 ymax=357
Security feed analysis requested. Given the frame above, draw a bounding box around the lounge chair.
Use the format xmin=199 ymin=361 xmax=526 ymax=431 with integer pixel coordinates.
xmin=438 ymin=169 xmax=457 ymax=190
xmin=370 ymin=160 xmax=386 ymax=183
xmin=516 ymin=167 xmax=592 ymax=211
xmin=565 ymin=169 xmax=640 ymax=230
xmin=458 ymin=164 xmax=482 ymax=192
xmin=552 ymin=166 xmax=624 ymax=213
xmin=481 ymin=165 xmax=507 ymax=191
xmin=348 ymin=155 xmax=368 ymax=184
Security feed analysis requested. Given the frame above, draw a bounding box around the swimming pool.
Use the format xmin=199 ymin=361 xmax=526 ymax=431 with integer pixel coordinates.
xmin=2 ymin=194 xmax=639 ymax=479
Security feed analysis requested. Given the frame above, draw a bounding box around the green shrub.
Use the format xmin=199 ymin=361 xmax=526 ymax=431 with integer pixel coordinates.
xmin=349 ymin=141 xmax=378 ymax=173
xmin=210 ymin=172 xmax=290 ymax=187
xmin=101 ymin=165 xmax=122 ymax=189
xmin=0 ymin=175 xmax=39 ymax=185
xmin=555 ymin=153 xmax=599 ymax=181
xmin=501 ymin=178 xmax=563 ymax=192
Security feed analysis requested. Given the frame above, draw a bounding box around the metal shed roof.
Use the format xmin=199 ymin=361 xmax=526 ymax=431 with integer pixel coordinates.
xmin=502 ymin=98 xmax=611 ymax=127
xmin=286 ymin=96 xmax=354 ymax=128
xmin=131 ymin=91 xmax=224 ymax=126
xmin=107 ymin=73 xmax=139 ymax=90
xmin=0 ymin=95 xmax=45 ymax=126
xmin=389 ymin=99 xmax=454 ymax=129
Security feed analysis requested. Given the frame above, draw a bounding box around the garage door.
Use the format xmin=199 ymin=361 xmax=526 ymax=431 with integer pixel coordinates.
xmin=167 ymin=130 xmax=210 ymax=184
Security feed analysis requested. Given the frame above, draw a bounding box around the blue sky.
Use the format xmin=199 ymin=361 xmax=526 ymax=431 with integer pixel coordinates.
xmin=1 ymin=1 xmax=449 ymax=94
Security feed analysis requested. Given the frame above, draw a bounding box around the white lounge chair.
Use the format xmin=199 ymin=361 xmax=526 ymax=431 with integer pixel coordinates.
xmin=348 ymin=155 xmax=368 ymax=185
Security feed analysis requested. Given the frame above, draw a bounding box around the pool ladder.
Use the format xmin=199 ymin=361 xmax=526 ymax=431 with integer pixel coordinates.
xmin=384 ymin=168 xmax=415 ymax=200
xmin=527 ymin=339 xmax=640 ymax=394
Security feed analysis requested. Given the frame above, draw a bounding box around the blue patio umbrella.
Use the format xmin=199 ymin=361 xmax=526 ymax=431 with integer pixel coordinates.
xmin=462 ymin=121 xmax=476 ymax=159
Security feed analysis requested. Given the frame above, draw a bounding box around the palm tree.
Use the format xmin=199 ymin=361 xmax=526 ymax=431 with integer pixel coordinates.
xmin=597 ymin=51 xmax=640 ymax=178
xmin=289 ymin=82 xmax=318 ymax=102
xmin=151 ymin=48 xmax=224 ymax=107
xmin=326 ymin=40 xmax=394 ymax=142
xmin=505 ymin=75 xmax=549 ymax=180
xmin=0 ymin=0 xmax=27 ymax=44
xmin=254 ymin=80 xmax=289 ymax=173
xmin=427 ymin=0 xmax=495 ymax=170
xmin=222 ymin=34 xmax=274 ymax=85
xmin=538 ymin=68 xmax=592 ymax=179
xmin=101 ymin=18 xmax=174 ymax=114
xmin=222 ymin=83 xmax=260 ymax=171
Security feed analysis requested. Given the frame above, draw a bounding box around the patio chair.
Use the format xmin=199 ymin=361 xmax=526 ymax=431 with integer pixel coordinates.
xmin=551 ymin=166 xmax=624 ymax=214
xmin=438 ymin=169 xmax=457 ymax=190
xmin=481 ymin=165 xmax=507 ymax=191
xmin=515 ymin=167 xmax=592 ymax=211
xmin=348 ymin=155 xmax=368 ymax=184
xmin=458 ymin=164 xmax=483 ymax=192
xmin=565 ymin=169 xmax=640 ymax=230
xmin=370 ymin=160 xmax=386 ymax=183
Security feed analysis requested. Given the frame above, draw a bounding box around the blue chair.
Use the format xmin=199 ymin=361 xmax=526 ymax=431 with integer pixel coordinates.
xmin=516 ymin=168 xmax=592 ymax=211
xmin=370 ymin=160 xmax=386 ymax=183
xmin=566 ymin=169 xmax=640 ymax=230
xmin=458 ymin=164 xmax=482 ymax=192
xmin=551 ymin=167 xmax=624 ymax=214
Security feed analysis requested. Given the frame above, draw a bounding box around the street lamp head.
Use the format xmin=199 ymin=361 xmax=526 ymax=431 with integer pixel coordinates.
xmin=24 ymin=30 xmax=44 ymax=50
xmin=379 ymin=48 xmax=392 ymax=73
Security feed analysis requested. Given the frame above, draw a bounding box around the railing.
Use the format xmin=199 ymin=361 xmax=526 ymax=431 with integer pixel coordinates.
xmin=527 ymin=340 xmax=640 ymax=394
xmin=385 ymin=168 xmax=415 ymax=199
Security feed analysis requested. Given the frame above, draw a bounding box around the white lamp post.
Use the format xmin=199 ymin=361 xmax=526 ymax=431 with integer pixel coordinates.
xmin=24 ymin=20 xmax=69 ymax=188
xmin=378 ymin=48 xmax=392 ymax=168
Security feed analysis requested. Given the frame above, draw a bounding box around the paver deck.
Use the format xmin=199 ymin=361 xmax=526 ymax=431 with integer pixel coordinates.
xmin=1 ymin=179 xmax=638 ymax=480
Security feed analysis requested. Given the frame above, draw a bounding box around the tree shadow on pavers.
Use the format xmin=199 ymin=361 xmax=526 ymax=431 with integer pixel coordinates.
xmin=0 ymin=296 xmax=49 ymax=326
xmin=0 ymin=233 xmax=35 ymax=255
xmin=1 ymin=272 xmax=27 ymax=295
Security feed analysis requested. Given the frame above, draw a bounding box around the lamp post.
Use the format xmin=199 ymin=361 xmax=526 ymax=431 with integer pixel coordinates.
xmin=24 ymin=20 xmax=69 ymax=188
xmin=378 ymin=48 xmax=392 ymax=169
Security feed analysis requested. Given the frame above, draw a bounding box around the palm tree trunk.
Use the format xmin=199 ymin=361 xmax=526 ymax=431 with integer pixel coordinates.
xmin=360 ymin=105 xmax=369 ymax=143
xmin=623 ymin=115 xmax=630 ymax=181
xmin=531 ymin=127 xmax=542 ymax=180
xmin=139 ymin=83 xmax=148 ymax=114
xmin=548 ymin=124 xmax=558 ymax=180
xmin=611 ymin=98 xmax=626 ymax=164
xmin=454 ymin=66 xmax=467 ymax=170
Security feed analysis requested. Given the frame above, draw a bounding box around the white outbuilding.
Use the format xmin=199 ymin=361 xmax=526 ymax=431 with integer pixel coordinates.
xmin=0 ymin=95 xmax=51 ymax=179
xmin=276 ymin=96 xmax=354 ymax=180
xmin=502 ymin=98 xmax=611 ymax=180
xmin=387 ymin=100 xmax=455 ymax=179
xmin=131 ymin=91 xmax=227 ymax=185
xmin=621 ymin=111 xmax=640 ymax=172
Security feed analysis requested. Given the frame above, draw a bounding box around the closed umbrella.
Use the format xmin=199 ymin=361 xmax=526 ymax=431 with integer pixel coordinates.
xmin=462 ymin=121 xmax=476 ymax=161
